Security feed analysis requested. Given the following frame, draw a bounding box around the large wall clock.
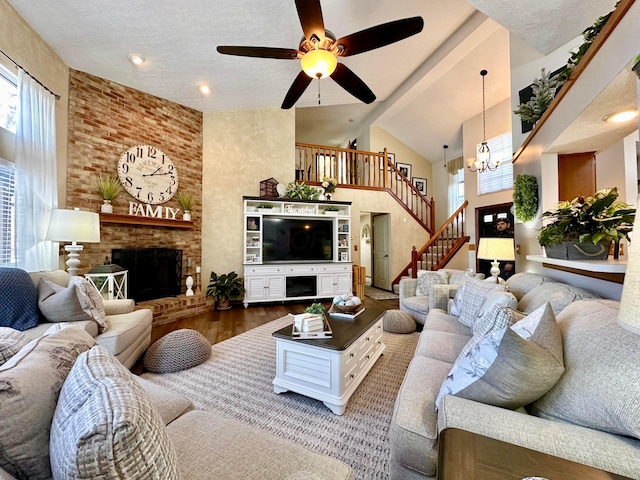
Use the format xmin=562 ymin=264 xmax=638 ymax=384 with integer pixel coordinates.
xmin=117 ymin=144 xmax=179 ymax=205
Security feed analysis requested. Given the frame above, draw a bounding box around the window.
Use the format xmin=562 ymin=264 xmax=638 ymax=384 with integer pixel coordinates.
xmin=447 ymin=164 xmax=465 ymax=217
xmin=0 ymin=158 xmax=15 ymax=266
xmin=0 ymin=66 xmax=17 ymax=133
xmin=477 ymin=132 xmax=513 ymax=195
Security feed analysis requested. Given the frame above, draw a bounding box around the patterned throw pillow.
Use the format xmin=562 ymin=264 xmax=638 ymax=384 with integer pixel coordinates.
xmin=415 ymin=270 xmax=447 ymax=297
xmin=449 ymin=284 xmax=465 ymax=316
xmin=0 ymin=326 xmax=95 ymax=479
xmin=0 ymin=267 xmax=40 ymax=331
xmin=457 ymin=277 xmax=506 ymax=328
xmin=0 ymin=327 xmax=30 ymax=366
xmin=68 ymin=276 xmax=108 ymax=332
xmin=437 ymin=303 xmax=564 ymax=410
xmin=38 ymin=278 xmax=108 ymax=333
xmin=50 ymin=346 xmax=179 ymax=480
xmin=455 ymin=292 xmax=519 ymax=360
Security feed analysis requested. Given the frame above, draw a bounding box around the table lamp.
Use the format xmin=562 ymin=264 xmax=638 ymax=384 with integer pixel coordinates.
xmin=477 ymin=237 xmax=515 ymax=281
xmin=46 ymin=208 xmax=100 ymax=277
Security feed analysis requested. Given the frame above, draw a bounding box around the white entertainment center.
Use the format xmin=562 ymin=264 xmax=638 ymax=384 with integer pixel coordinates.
xmin=243 ymin=197 xmax=353 ymax=307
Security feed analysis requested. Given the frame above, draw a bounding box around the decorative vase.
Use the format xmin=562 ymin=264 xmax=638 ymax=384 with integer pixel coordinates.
xmin=544 ymin=240 xmax=610 ymax=261
xmin=101 ymin=200 xmax=113 ymax=213
xmin=318 ymin=193 xmax=326 ymax=201
xmin=183 ymin=211 xmax=191 ymax=221
xmin=216 ymin=298 xmax=231 ymax=310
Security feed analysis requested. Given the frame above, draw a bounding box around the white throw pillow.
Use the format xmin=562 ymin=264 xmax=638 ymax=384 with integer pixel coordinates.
xmin=68 ymin=276 xmax=108 ymax=332
xmin=415 ymin=270 xmax=447 ymax=297
xmin=457 ymin=277 xmax=506 ymax=328
xmin=50 ymin=345 xmax=179 ymax=480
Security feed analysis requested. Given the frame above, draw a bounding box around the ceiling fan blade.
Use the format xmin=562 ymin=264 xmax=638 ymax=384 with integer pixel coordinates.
xmin=281 ymin=71 xmax=313 ymax=109
xmin=217 ymin=46 xmax=299 ymax=59
xmin=330 ymin=63 xmax=376 ymax=104
xmin=295 ymin=0 xmax=325 ymax=41
xmin=335 ymin=16 xmax=424 ymax=57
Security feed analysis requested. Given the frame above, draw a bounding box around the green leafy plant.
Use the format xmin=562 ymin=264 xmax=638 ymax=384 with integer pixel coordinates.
xmin=176 ymin=190 xmax=194 ymax=211
xmin=538 ymin=187 xmax=635 ymax=248
xmin=285 ymin=182 xmax=319 ymax=200
xmin=321 ymin=176 xmax=337 ymax=194
xmin=256 ymin=202 xmax=273 ymax=209
xmin=513 ymin=69 xmax=560 ymax=125
xmin=206 ymin=271 xmax=245 ymax=309
xmin=96 ymin=175 xmax=122 ymax=201
xmin=633 ymin=53 xmax=640 ymax=79
xmin=305 ymin=302 xmax=325 ymax=315
xmin=513 ymin=174 xmax=538 ymax=222
xmin=324 ymin=205 xmax=340 ymax=212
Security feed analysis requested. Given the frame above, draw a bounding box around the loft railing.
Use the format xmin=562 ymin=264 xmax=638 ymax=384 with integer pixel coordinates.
xmin=295 ymin=142 xmax=434 ymax=233
xmin=391 ymin=201 xmax=469 ymax=285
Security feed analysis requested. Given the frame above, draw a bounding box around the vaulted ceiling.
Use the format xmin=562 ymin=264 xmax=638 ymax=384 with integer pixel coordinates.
xmin=6 ymin=0 xmax=619 ymax=162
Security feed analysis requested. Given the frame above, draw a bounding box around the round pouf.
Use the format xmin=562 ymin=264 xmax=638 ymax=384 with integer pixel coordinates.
xmin=383 ymin=310 xmax=417 ymax=334
xmin=143 ymin=329 xmax=211 ymax=373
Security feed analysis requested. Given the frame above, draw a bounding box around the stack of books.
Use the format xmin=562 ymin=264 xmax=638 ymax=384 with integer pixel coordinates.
xmin=291 ymin=313 xmax=333 ymax=339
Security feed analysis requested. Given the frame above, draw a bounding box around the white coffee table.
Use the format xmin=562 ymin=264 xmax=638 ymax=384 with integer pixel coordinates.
xmin=272 ymin=307 xmax=385 ymax=415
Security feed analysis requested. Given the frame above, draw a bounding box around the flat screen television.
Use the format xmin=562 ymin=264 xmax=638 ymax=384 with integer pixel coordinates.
xmin=262 ymin=217 xmax=333 ymax=263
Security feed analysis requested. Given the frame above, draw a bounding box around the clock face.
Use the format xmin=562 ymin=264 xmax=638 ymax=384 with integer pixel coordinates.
xmin=117 ymin=145 xmax=178 ymax=205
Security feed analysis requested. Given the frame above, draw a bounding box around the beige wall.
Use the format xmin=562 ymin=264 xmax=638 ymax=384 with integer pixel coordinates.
xmin=0 ymin=0 xmax=69 ymax=206
xmin=202 ymin=108 xmax=296 ymax=280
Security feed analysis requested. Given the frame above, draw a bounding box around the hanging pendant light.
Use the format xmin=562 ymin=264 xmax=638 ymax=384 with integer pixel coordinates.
xmin=467 ymin=69 xmax=499 ymax=173
xmin=442 ymin=144 xmax=448 ymax=169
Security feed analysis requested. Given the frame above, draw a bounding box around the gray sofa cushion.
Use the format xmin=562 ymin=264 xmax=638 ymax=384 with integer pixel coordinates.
xmin=505 ymin=272 xmax=551 ymax=301
xmin=166 ymin=410 xmax=353 ymax=480
xmin=518 ymin=282 xmax=599 ymax=315
xmin=390 ymin=356 xmax=452 ymax=477
xmin=134 ymin=376 xmax=194 ymax=425
xmin=0 ymin=326 xmax=95 ymax=479
xmin=95 ymin=309 xmax=152 ymax=356
xmin=530 ymin=299 xmax=640 ymax=440
xmin=50 ymin=345 xmax=179 ymax=480
xmin=414 ymin=330 xmax=472 ymax=363
xmin=423 ymin=309 xmax=471 ymax=335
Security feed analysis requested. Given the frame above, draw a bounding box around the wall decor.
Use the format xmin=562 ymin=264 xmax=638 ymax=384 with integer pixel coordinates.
xmin=379 ymin=151 xmax=395 ymax=170
xmin=396 ymin=162 xmax=412 ymax=180
xmin=117 ymin=144 xmax=178 ymax=204
xmin=412 ymin=177 xmax=427 ymax=196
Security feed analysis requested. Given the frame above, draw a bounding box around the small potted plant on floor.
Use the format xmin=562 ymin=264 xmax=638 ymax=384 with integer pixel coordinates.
xmin=206 ymin=271 xmax=246 ymax=310
xmin=96 ymin=175 xmax=122 ymax=213
xmin=176 ymin=190 xmax=195 ymax=221
xmin=538 ymin=187 xmax=635 ymax=260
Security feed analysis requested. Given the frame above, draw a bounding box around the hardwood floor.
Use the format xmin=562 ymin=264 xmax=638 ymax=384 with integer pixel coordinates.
xmin=133 ymin=295 xmax=399 ymax=374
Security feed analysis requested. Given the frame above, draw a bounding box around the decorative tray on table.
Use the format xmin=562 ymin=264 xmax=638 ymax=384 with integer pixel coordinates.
xmin=291 ymin=313 xmax=333 ymax=339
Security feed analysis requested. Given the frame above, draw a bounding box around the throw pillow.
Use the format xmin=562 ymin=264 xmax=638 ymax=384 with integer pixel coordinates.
xmin=50 ymin=345 xmax=179 ymax=480
xmin=38 ymin=278 xmax=108 ymax=332
xmin=0 ymin=327 xmax=30 ymax=366
xmin=449 ymin=284 xmax=465 ymax=316
xmin=415 ymin=270 xmax=447 ymax=297
xmin=0 ymin=326 xmax=95 ymax=479
xmin=0 ymin=267 xmax=40 ymax=331
xmin=457 ymin=277 xmax=506 ymax=328
xmin=436 ymin=303 xmax=564 ymax=410
xmin=455 ymin=293 xmax=520 ymax=360
xmin=68 ymin=276 xmax=108 ymax=333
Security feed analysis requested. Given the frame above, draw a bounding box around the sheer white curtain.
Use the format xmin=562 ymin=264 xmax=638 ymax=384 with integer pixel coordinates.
xmin=14 ymin=69 xmax=58 ymax=271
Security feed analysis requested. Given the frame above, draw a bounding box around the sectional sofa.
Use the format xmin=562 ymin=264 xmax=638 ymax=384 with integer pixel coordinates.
xmin=390 ymin=272 xmax=640 ymax=479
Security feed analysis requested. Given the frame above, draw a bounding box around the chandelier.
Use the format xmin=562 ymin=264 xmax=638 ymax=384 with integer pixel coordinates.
xmin=467 ymin=69 xmax=499 ymax=173
xmin=442 ymin=144 xmax=448 ymax=169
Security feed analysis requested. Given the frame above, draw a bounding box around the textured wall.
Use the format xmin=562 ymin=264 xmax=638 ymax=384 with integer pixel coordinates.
xmin=67 ymin=69 xmax=203 ymax=280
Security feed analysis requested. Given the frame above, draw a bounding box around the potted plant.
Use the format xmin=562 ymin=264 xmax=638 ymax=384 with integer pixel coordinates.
xmin=538 ymin=187 xmax=635 ymax=260
xmin=284 ymin=182 xmax=320 ymax=200
xmin=206 ymin=271 xmax=245 ymax=310
xmin=321 ymin=176 xmax=337 ymax=200
xmin=176 ymin=190 xmax=195 ymax=220
xmin=96 ymin=175 xmax=122 ymax=213
xmin=256 ymin=202 xmax=274 ymax=212
xmin=324 ymin=205 xmax=340 ymax=215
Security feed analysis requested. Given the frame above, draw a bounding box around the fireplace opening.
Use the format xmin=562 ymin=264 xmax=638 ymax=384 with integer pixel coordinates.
xmin=112 ymin=248 xmax=183 ymax=302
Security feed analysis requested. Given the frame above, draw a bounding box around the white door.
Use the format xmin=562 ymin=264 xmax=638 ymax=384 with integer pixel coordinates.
xmin=373 ymin=214 xmax=391 ymax=290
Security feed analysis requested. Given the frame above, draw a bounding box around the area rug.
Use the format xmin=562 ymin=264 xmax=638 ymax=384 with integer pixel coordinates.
xmin=364 ymin=285 xmax=399 ymax=300
xmin=142 ymin=315 xmax=418 ymax=479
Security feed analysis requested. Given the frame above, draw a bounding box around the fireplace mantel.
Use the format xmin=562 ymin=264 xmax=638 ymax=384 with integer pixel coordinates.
xmin=99 ymin=213 xmax=194 ymax=229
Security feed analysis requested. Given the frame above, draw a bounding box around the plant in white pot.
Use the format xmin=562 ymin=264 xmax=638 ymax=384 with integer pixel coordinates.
xmin=96 ymin=175 xmax=122 ymax=213
xmin=176 ymin=190 xmax=195 ymax=221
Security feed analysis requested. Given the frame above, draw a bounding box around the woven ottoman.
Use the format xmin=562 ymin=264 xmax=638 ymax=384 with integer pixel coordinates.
xmin=383 ymin=310 xmax=416 ymax=334
xmin=143 ymin=329 xmax=211 ymax=373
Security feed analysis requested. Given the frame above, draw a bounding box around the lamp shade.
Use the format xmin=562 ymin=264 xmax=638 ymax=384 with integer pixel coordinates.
xmin=477 ymin=237 xmax=515 ymax=261
xmin=301 ymin=49 xmax=337 ymax=79
xmin=46 ymin=208 xmax=100 ymax=243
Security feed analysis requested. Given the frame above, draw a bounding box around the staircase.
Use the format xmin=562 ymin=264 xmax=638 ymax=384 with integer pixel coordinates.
xmin=294 ymin=143 xmax=469 ymax=286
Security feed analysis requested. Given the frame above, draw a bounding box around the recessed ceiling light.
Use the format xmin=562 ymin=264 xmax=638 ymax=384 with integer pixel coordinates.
xmin=603 ymin=110 xmax=638 ymax=123
xmin=198 ymin=84 xmax=211 ymax=95
xmin=127 ymin=53 xmax=145 ymax=65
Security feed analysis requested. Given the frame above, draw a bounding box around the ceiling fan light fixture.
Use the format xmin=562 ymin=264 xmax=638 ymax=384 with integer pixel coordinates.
xmin=127 ymin=53 xmax=145 ymax=65
xmin=301 ymin=49 xmax=337 ymax=79
xmin=603 ymin=110 xmax=638 ymax=123
xmin=198 ymin=84 xmax=211 ymax=95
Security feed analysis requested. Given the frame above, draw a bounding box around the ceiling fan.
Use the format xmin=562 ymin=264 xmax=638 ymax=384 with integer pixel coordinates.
xmin=216 ymin=0 xmax=424 ymax=109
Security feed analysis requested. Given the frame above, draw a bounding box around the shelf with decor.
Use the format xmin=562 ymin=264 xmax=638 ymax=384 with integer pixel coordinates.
xmin=99 ymin=213 xmax=194 ymax=229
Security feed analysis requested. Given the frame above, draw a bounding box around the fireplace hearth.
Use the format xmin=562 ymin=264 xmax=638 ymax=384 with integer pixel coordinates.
xmin=112 ymin=248 xmax=183 ymax=301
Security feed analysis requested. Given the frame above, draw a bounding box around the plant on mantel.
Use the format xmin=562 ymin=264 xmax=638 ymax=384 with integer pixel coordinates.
xmin=96 ymin=175 xmax=122 ymax=213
